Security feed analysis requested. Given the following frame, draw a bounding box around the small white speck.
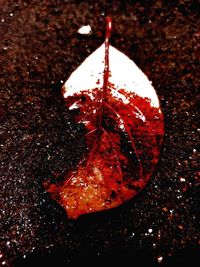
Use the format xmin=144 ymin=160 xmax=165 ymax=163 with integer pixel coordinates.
xmin=10 ymin=13 xmax=13 ymax=17
xmin=2 ymin=261 xmax=6 ymax=265
xmin=60 ymin=80 xmax=64 ymax=84
xmin=1 ymin=18 xmax=5 ymax=22
xmin=119 ymin=124 xmax=124 ymax=130
xmin=6 ymin=241 xmax=10 ymax=246
xmin=148 ymin=228 xmax=153 ymax=233
xmin=180 ymin=177 xmax=186 ymax=182
xmin=0 ymin=253 xmax=3 ymax=258
xmin=193 ymin=148 xmax=196 ymax=153
xmin=157 ymin=256 xmax=163 ymax=263
xmin=78 ymin=25 xmax=92 ymax=35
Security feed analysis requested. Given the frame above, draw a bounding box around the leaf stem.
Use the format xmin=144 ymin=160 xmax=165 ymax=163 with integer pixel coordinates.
xmin=87 ymin=17 xmax=112 ymax=166
xmin=103 ymin=16 xmax=112 ymax=104
xmin=97 ymin=16 xmax=112 ymax=131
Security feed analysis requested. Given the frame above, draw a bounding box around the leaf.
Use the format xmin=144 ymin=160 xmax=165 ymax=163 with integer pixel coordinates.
xmin=44 ymin=19 xmax=164 ymax=219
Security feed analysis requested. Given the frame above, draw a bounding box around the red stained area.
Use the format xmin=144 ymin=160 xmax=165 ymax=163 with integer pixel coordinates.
xmin=44 ymin=18 xmax=164 ymax=219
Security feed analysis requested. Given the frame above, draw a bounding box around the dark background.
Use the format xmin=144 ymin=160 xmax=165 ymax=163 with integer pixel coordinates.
xmin=0 ymin=1 xmax=199 ymax=266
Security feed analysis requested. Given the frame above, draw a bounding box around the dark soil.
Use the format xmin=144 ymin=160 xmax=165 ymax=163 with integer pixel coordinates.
xmin=0 ymin=1 xmax=199 ymax=266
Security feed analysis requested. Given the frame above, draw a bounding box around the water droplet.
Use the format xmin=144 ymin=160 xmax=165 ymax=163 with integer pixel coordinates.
xmin=157 ymin=256 xmax=163 ymax=263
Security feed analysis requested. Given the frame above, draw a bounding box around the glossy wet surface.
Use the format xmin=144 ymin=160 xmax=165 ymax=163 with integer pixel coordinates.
xmin=0 ymin=1 xmax=199 ymax=266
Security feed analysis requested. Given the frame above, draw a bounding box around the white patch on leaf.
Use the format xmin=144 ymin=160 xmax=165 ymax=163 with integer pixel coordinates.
xmin=63 ymin=43 xmax=159 ymax=108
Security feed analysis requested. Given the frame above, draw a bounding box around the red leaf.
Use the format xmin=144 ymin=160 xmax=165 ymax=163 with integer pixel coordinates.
xmin=44 ymin=18 xmax=164 ymax=219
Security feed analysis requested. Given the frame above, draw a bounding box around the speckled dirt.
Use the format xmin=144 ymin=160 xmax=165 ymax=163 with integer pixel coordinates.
xmin=0 ymin=1 xmax=199 ymax=266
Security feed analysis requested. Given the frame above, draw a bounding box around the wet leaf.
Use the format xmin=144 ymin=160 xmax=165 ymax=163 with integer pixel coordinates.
xmin=44 ymin=19 xmax=164 ymax=219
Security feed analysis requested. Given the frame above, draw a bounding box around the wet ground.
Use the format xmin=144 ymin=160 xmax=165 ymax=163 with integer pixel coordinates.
xmin=0 ymin=1 xmax=199 ymax=266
